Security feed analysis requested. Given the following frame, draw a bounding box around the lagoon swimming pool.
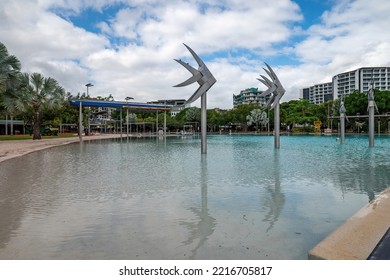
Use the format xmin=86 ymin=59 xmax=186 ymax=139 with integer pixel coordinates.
xmin=0 ymin=134 xmax=389 ymax=259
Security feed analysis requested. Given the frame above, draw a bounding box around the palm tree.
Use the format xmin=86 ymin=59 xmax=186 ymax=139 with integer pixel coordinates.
xmin=0 ymin=43 xmax=22 ymax=135
xmin=0 ymin=42 xmax=21 ymax=94
xmin=3 ymin=72 xmax=65 ymax=139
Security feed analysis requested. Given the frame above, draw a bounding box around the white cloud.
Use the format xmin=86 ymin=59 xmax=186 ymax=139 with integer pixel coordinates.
xmin=1 ymin=0 xmax=389 ymax=108
xmin=293 ymin=0 xmax=390 ymax=89
xmin=109 ymin=7 xmax=144 ymax=40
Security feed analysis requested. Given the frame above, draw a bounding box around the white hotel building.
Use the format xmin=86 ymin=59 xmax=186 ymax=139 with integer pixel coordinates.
xmin=332 ymin=67 xmax=390 ymax=99
xmin=301 ymin=67 xmax=390 ymax=104
xmin=300 ymin=82 xmax=333 ymax=104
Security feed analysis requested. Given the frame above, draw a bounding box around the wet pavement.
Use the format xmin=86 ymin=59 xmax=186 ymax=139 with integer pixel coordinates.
xmin=368 ymin=227 xmax=390 ymax=260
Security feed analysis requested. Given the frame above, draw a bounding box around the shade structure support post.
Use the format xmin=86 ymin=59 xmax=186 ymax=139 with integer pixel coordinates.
xmin=126 ymin=108 xmax=129 ymax=138
xmin=164 ymin=110 xmax=166 ymax=137
xmin=87 ymin=110 xmax=90 ymax=136
xmin=156 ymin=111 xmax=158 ymax=135
xmin=79 ymin=102 xmax=83 ymax=142
xmin=120 ymin=108 xmax=123 ymax=138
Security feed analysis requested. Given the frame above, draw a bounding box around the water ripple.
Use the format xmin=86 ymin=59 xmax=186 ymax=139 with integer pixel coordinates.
xmin=1 ymin=135 xmax=389 ymax=259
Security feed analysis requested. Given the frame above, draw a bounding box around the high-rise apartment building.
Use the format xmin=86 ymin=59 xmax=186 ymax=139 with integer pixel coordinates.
xmin=333 ymin=67 xmax=390 ymax=99
xmin=301 ymin=82 xmax=333 ymax=104
xmin=301 ymin=67 xmax=390 ymax=104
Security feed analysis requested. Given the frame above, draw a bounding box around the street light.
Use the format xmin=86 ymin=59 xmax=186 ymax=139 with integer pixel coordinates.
xmin=125 ymin=96 xmax=134 ymax=138
xmin=85 ymin=83 xmax=93 ymax=136
xmin=85 ymin=83 xmax=93 ymax=95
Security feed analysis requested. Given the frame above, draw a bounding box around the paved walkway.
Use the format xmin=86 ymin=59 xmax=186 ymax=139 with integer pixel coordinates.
xmin=0 ymin=134 xmax=123 ymax=163
xmin=309 ymin=187 xmax=390 ymax=260
xmin=368 ymin=227 xmax=390 ymax=259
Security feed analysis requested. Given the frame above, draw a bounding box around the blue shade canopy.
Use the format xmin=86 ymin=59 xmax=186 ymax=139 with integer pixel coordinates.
xmin=69 ymin=100 xmax=171 ymax=111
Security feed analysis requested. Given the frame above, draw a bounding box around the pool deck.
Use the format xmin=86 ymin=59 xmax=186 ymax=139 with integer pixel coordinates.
xmin=0 ymin=134 xmax=124 ymax=163
xmin=309 ymin=187 xmax=390 ymax=260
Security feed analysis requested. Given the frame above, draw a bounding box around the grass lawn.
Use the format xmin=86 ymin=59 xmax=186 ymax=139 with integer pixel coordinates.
xmin=0 ymin=133 xmax=78 ymax=141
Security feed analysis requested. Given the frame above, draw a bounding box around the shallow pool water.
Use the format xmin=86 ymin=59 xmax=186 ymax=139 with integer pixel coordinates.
xmin=1 ymin=134 xmax=389 ymax=259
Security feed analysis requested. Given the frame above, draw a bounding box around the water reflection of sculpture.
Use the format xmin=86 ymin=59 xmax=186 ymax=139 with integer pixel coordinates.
xmin=179 ymin=158 xmax=216 ymax=259
xmin=262 ymin=151 xmax=285 ymax=232
xmin=334 ymin=149 xmax=390 ymax=202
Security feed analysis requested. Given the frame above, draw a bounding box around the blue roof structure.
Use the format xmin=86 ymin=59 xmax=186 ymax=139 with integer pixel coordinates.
xmin=69 ymin=100 xmax=172 ymax=111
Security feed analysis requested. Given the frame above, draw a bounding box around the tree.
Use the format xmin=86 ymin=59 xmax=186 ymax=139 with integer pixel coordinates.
xmin=0 ymin=42 xmax=21 ymax=94
xmin=207 ymin=108 xmax=225 ymax=132
xmin=127 ymin=113 xmax=137 ymax=123
xmin=373 ymin=90 xmax=390 ymax=113
xmin=281 ymin=99 xmax=321 ymax=128
xmin=0 ymin=42 xmax=22 ymax=132
xmin=185 ymin=107 xmax=201 ymax=123
xmin=344 ymin=91 xmax=367 ymax=116
xmin=246 ymin=108 xmax=268 ymax=131
xmin=231 ymin=104 xmax=261 ymax=131
xmin=3 ymin=72 xmax=65 ymax=139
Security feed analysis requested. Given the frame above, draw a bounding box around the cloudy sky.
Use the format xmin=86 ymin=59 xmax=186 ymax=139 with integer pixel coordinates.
xmin=1 ymin=0 xmax=390 ymax=109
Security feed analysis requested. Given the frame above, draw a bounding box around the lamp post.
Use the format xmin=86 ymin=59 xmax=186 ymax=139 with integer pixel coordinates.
xmin=85 ymin=83 xmax=93 ymax=95
xmin=85 ymin=83 xmax=93 ymax=136
xmin=125 ymin=97 xmax=134 ymax=138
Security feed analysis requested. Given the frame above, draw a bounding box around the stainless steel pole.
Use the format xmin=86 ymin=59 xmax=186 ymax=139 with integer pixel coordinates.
xmin=369 ymin=100 xmax=375 ymax=147
xmin=274 ymin=102 xmax=280 ymax=149
xmin=201 ymin=92 xmax=207 ymax=154
xmin=340 ymin=113 xmax=345 ymax=144
xmin=126 ymin=108 xmax=129 ymax=138
xmin=79 ymin=102 xmax=83 ymax=142
xmin=164 ymin=102 xmax=167 ymax=137
xmin=120 ymin=108 xmax=123 ymax=138
xmin=156 ymin=111 xmax=158 ymax=135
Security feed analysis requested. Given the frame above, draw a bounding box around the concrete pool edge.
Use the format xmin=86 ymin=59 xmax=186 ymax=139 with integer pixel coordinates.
xmin=308 ymin=187 xmax=390 ymax=260
xmin=0 ymin=134 xmax=123 ymax=163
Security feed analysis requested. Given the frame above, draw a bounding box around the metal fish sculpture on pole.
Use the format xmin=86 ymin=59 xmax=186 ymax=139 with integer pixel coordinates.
xmin=339 ymin=95 xmax=346 ymax=144
xmin=367 ymin=80 xmax=379 ymax=147
xmin=257 ymin=63 xmax=285 ymax=149
xmin=174 ymin=44 xmax=216 ymax=154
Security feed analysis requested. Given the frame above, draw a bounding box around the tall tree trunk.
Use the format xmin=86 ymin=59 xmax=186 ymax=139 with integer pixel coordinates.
xmin=33 ymin=106 xmax=41 ymax=140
